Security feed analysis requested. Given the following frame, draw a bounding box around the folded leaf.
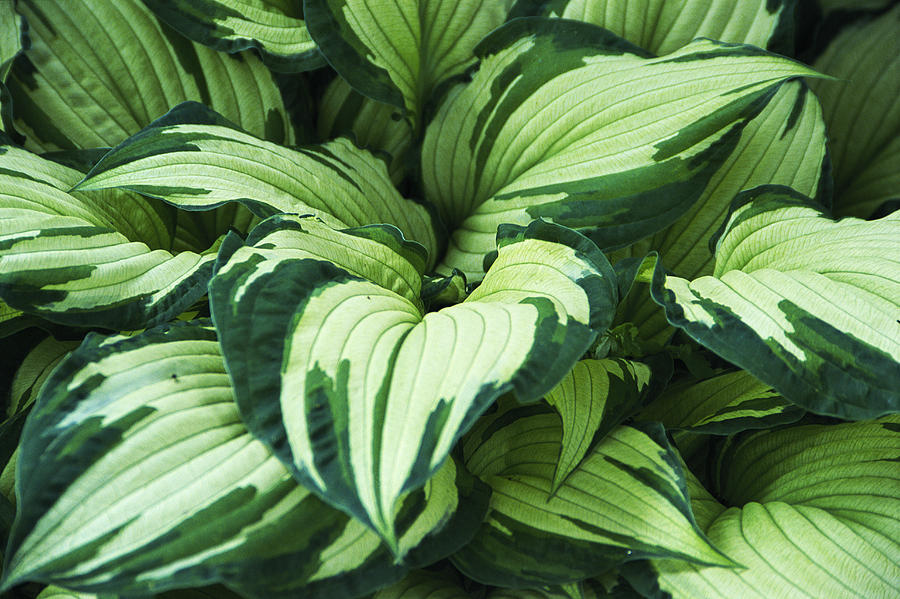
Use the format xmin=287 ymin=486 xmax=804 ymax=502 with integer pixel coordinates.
xmin=0 ymin=146 xmax=226 ymax=330
xmin=305 ymin=0 xmax=514 ymax=130
xmin=544 ymin=357 xmax=662 ymax=493
xmin=421 ymin=18 xmax=823 ymax=279
xmin=1 ymin=320 xmax=449 ymax=598
xmin=626 ymin=417 xmax=900 ymax=598
xmin=810 ymin=4 xmax=900 ymax=218
xmin=75 ymin=102 xmax=439 ymax=265
xmin=637 ymin=369 xmax=804 ymax=434
xmin=8 ymin=0 xmax=295 ymax=151
xmin=454 ymin=403 xmax=731 ymax=588
xmin=209 ymin=219 xmax=616 ymax=551
xmin=318 ymin=77 xmax=412 ymax=184
xmin=145 ymin=0 xmax=324 ymax=72
xmin=651 ymin=186 xmax=900 ymax=419
xmin=514 ymin=0 xmax=794 ymax=54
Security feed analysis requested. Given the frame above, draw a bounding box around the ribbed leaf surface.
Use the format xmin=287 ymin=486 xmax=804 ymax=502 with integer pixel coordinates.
xmin=421 ymin=18 xmax=822 ymax=280
xmin=305 ymin=0 xmax=514 ymax=129
xmin=628 ymin=417 xmax=900 ymax=598
xmin=75 ymin=102 xmax=439 ymax=266
xmin=515 ymin=0 xmax=793 ymax=54
xmin=638 ymin=369 xmax=804 ymax=434
xmin=145 ymin=0 xmax=323 ymax=72
xmin=810 ymin=4 xmax=900 ymax=218
xmin=652 ymin=186 xmax=900 ymax=419
xmin=210 ymin=219 xmax=617 ymax=551
xmin=0 ymin=145 xmax=220 ymax=330
xmin=454 ymin=403 xmax=731 ymax=588
xmin=8 ymin=0 xmax=295 ymax=151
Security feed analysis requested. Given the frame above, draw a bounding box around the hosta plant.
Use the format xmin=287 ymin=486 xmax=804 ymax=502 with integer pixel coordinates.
xmin=0 ymin=1 xmax=898 ymax=598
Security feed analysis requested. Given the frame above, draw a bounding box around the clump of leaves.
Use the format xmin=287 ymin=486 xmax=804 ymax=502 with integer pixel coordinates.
xmin=0 ymin=1 xmax=897 ymax=598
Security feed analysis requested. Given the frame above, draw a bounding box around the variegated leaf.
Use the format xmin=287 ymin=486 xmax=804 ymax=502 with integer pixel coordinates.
xmin=454 ymin=402 xmax=731 ymax=588
xmin=318 ymin=77 xmax=412 ymax=184
xmin=613 ymin=80 xmax=828 ymax=347
xmin=512 ymin=0 xmax=795 ymax=54
xmin=305 ymin=0 xmax=515 ymax=131
xmin=145 ymin=0 xmax=323 ymax=72
xmin=421 ymin=18 xmax=823 ymax=280
xmin=651 ymin=186 xmax=900 ymax=419
xmin=626 ymin=417 xmax=900 ymax=598
xmin=544 ymin=357 xmax=664 ymax=493
xmin=810 ymin=4 xmax=900 ymax=218
xmin=637 ymin=369 xmax=804 ymax=434
xmin=0 ymin=320 xmax=485 ymax=597
xmin=74 ymin=102 xmax=439 ymax=266
xmin=209 ymin=219 xmax=617 ymax=551
xmin=0 ymin=145 xmax=224 ymax=330
xmin=8 ymin=0 xmax=295 ymax=152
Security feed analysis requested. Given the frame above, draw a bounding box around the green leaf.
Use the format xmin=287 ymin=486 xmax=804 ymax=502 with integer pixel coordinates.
xmin=651 ymin=186 xmax=900 ymax=420
xmin=613 ymin=80 xmax=828 ymax=347
xmin=373 ymin=569 xmax=470 ymax=599
xmin=421 ymin=18 xmax=823 ymax=280
xmin=8 ymin=0 xmax=296 ymax=152
xmin=515 ymin=0 xmax=795 ymax=54
xmin=9 ymin=335 xmax=79 ymax=416
xmin=0 ymin=320 xmax=419 ymax=598
xmin=35 ymin=587 xmax=99 ymax=599
xmin=544 ymin=357 xmax=662 ymax=493
xmin=74 ymin=102 xmax=439 ymax=266
xmin=637 ymin=369 xmax=805 ymax=434
xmin=810 ymin=4 xmax=900 ymax=218
xmin=627 ymin=417 xmax=900 ymax=598
xmin=304 ymin=0 xmax=515 ymax=131
xmin=209 ymin=219 xmax=616 ymax=551
xmin=0 ymin=145 xmax=225 ymax=330
xmin=144 ymin=0 xmax=324 ymax=73
xmin=318 ymin=77 xmax=413 ymax=184
xmin=0 ymin=0 xmax=24 ymax=137
xmin=454 ymin=402 xmax=731 ymax=588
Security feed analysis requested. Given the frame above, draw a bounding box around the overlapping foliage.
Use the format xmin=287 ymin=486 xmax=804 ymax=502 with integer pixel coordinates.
xmin=0 ymin=1 xmax=897 ymax=597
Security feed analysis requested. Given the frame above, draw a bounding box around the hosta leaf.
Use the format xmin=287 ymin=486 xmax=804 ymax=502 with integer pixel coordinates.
xmin=637 ymin=369 xmax=804 ymax=435
xmin=651 ymin=186 xmax=900 ymax=419
xmin=8 ymin=0 xmax=295 ymax=152
xmin=626 ymin=417 xmax=900 ymax=598
xmin=318 ymin=77 xmax=413 ymax=184
xmin=455 ymin=403 xmax=731 ymax=588
xmin=545 ymin=357 xmax=663 ymax=493
xmin=373 ymin=569 xmax=469 ymax=599
xmin=513 ymin=0 xmax=795 ymax=54
xmin=810 ymin=4 xmax=900 ymax=218
xmin=9 ymin=335 xmax=79 ymax=415
xmin=0 ymin=0 xmax=23 ymax=136
xmin=421 ymin=18 xmax=822 ymax=280
xmin=304 ymin=0 xmax=514 ymax=130
xmin=75 ymin=102 xmax=439 ymax=265
xmin=614 ymin=80 xmax=828 ymax=347
xmin=0 ymin=145 xmax=225 ymax=330
xmin=209 ymin=219 xmax=616 ymax=551
xmin=0 ymin=0 xmax=21 ymax=81
xmin=0 ymin=320 xmax=469 ymax=598
xmin=215 ymin=214 xmax=427 ymax=311
xmin=144 ymin=0 xmax=324 ymax=72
